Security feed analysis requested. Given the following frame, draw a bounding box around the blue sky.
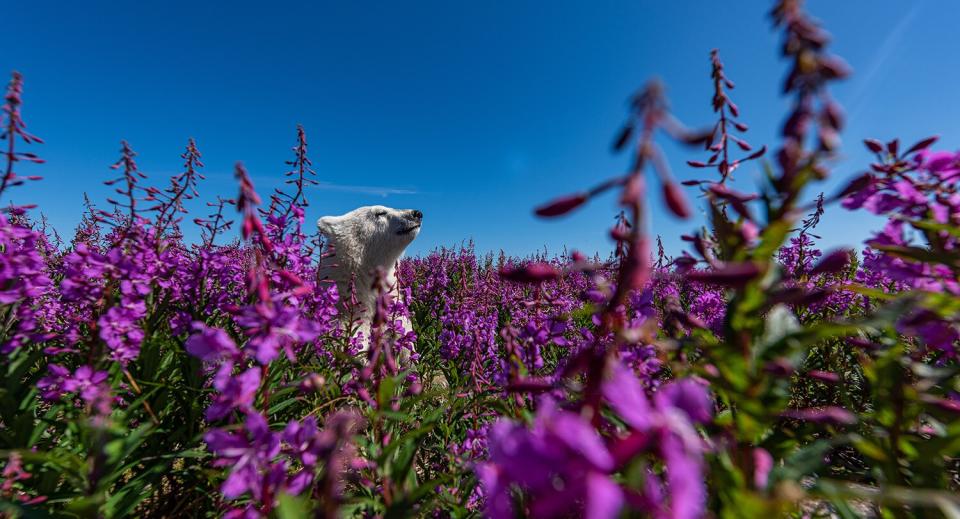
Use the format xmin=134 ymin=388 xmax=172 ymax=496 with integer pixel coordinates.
xmin=3 ymin=0 xmax=956 ymax=258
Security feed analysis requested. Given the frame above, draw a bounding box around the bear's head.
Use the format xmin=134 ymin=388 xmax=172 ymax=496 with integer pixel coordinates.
xmin=317 ymin=205 xmax=423 ymax=271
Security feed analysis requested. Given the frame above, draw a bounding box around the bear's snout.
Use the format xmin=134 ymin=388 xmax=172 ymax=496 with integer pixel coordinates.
xmin=409 ymin=209 xmax=423 ymax=222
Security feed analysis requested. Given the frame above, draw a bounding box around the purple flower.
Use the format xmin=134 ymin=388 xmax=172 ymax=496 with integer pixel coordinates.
xmin=98 ymin=302 xmax=147 ymax=365
xmin=602 ymin=361 xmax=711 ymax=519
xmin=36 ymin=364 xmax=112 ymax=416
xmin=753 ymin=448 xmax=774 ymax=489
xmin=655 ymin=379 xmax=714 ymax=425
xmin=282 ymin=416 xmax=321 ymax=467
xmin=204 ymin=413 xmax=282 ymax=501
xmin=207 ymin=366 xmax=261 ymax=421
xmin=478 ymin=398 xmax=621 ymax=519
xmin=603 ymin=361 xmax=653 ymax=430
xmin=917 ymin=150 xmax=960 ymax=182
xmin=660 ymin=432 xmax=706 ymax=519
xmin=0 ymin=215 xmax=53 ymax=353
xmin=185 ymin=322 xmax=240 ymax=362
xmin=63 ymin=365 xmax=110 ymax=404
xmin=234 ymin=301 xmax=322 ymax=364
xmin=36 ymin=364 xmax=71 ymax=401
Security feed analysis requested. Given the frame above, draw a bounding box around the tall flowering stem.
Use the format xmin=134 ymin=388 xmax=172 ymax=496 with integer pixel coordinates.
xmin=493 ymin=78 xmax=716 ymax=519
xmin=195 ymin=196 xmax=234 ymax=247
xmin=267 ymin=125 xmax=318 ymax=239
xmin=235 ymin=162 xmax=273 ymax=305
xmin=687 ymin=49 xmax=765 ymax=184
xmin=236 ymin=162 xmax=272 ymax=254
xmin=769 ymin=0 xmax=849 ymax=216
xmin=0 ymin=71 xmax=44 ymax=206
xmin=670 ymin=1 xmax=853 ymax=505
xmin=148 ymin=138 xmax=205 ymax=241
xmin=101 ymin=140 xmax=147 ymax=241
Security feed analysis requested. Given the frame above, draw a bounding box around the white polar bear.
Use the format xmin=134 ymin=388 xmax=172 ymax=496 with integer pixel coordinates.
xmin=317 ymin=205 xmax=422 ymax=349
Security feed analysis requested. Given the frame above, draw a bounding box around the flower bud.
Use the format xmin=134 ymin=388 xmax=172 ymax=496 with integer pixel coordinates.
xmin=499 ymin=263 xmax=561 ymax=283
xmin=663 ymin=181 xmax=691 ymax=219
xmin=534 ymin=193 xmax=588 ymax=217
xmin=686 ymin=262 xmax=761 ymax=287
xmin=810 ymin=249 xmax=851 ymax=275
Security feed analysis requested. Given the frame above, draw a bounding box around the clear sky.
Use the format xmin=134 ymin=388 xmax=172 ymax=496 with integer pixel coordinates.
xmin=3 ymin=0 xmax=956 ymax=258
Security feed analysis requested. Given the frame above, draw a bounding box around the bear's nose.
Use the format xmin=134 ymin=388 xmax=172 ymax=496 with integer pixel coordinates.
xmin=409 ymin=209 xmax=423 ymax=222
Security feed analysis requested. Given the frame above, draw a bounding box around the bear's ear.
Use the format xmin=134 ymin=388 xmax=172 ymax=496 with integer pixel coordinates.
xmin=317 ymin=216 xmax=339 ymax=236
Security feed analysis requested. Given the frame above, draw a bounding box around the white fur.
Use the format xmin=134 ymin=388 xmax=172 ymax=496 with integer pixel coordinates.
xmin=317 ymin=205 xmax=422 ymax=345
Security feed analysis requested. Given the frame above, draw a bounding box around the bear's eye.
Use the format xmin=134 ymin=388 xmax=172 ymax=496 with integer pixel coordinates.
xmin=374 ymin=211 xmax=387 ymax=218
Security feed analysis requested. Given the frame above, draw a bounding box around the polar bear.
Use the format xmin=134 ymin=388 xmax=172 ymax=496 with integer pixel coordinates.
xmin=317 ymin=205 xmax=422 ymax=348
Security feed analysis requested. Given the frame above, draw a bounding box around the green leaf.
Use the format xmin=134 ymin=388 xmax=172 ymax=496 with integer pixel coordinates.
xmin=770 ymin=439 xmax=837 ymax=483
xmin=276 ymin=492 xmax=312 ymax=519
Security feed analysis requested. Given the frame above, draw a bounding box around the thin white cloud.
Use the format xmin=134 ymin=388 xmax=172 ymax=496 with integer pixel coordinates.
xmin=312 ymin=181 xmax=418 ymax=197
xmin=238 ymin=173 xmax=419 ymax=198
xmin=848 ymin=2 xmax=922 ymax=123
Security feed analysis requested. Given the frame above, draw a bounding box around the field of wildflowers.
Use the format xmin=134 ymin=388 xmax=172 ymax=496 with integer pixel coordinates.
xmin=3 ymin=1 xmax=960 ymax=517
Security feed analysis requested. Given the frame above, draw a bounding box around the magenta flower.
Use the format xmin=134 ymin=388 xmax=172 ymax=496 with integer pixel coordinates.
xmin=185 ymin=322 xmax=240 ymax=362
xmin=204 ymin=413 xmax=282 ymax=501
xmin=36 ymin=364 xmax=72 ymax=401
xmin=478 ymin=398 xmax=621 ymax=519
xmin=655 ymin=378 xmax=714 ymax=425
xmin=753 ymin=448 xmax=774 ymax=489
xmin=36 ymin=364 xmax=112 ymax=416
xmin=603 ymin=361 xmax=711 ymax=519
xmin=282 ymin=416 xmax=321 ymax=467
xmin=234 ymin=300 xmax=322 ymax=364
xmin=63 ymin=365 xmax=110 ymax=404
xmin=98 ymin=302 xmax=147 ymax=365
xmin=207 ymin=366 xmax=261 ymax=421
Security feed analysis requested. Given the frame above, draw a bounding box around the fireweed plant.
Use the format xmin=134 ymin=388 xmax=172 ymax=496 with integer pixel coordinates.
xmin=2 ymin=1 xmax=960 ymax=517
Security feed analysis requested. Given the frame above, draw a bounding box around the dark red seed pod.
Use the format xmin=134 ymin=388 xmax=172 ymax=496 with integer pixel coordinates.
xmin=744 ymin=145 xmax=767 ymax=161
xmin=505 ymin=378 xmax=554 ymax=393
xmin=620 ymin=174 xmax=644 ymax=207
xmin=610 ymin=225 xmax=630 ymax=242
xmin=782 ymin=406 xmax=856 ymax=425
xmin=905 ymin=136 xmax=939 ymax=155
xmin=886 ymin=139 xmax=899 ymax=156
xmin=823 ymin=101 xmax=844 ymax=131
xmin=534 ymin=193 xmax=588 ymax=217
xmin=612 ymin=124 xmax=634 ymax=152
xmin=708 ymin=183 xmax=758 ymax=203
xmin=807 ymin=370 xmax=840 ymax=384
xmin=686 ymin=262 xmax=761 ymax=287
xmin=818 ymin=56 xmax=851 ymax=79
xmin=863 ymin=139 xmax=884 ymax=153
xmin=672 ymin=254 xmax=698 ymax=271
xmin=811 ymin=249 xmax=851 ymax=275
xmin=499 ymin=262 xmax=561 ymax=283
xmin=834 ymin=173 xmax=872 ymax=200
xmin=663 ymin=181 xmax=691 ymax=219
xmin=764 ymin=358 xmax=794 ymax=377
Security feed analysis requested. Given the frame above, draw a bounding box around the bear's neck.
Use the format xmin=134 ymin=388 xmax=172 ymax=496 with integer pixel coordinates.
xmin=318 ymin=251 xmax=403 ymax=319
